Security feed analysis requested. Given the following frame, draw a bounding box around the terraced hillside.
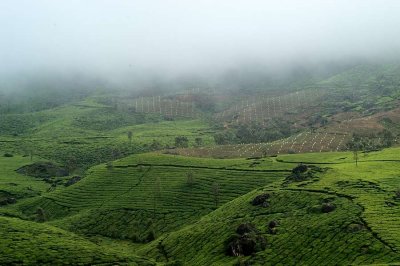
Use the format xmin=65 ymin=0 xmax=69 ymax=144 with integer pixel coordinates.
xmin=175 ymin=131 xmax=399 ymax=159
xmin=214 ymin=88 xmax=326 ymax=125
xmin=232 ymin=64 xmax=400 ymax=122
xmin=0 ymin=154 xmax=48 ymax=201
xmin=174 ymin=130 xmax=352 ymax=158
xmin=2 ymin=63 xmax=400 ymax=170
xmin=122 ymin=95 xmax=199 ymax=118
xmin=11 ymin=153 xmax=293 ymax=242
xmin=1 ymin=63 xmax=400 ymax=265
xmin=0 ymin=98 xmax=215 ymax=171
xmin=0 ymin=216 xmax=154 ymax=265
xmin=174 ymin=105 xmax=400 ymax=159
xmin=1 ymin=147 xmax=399 ymax=265
xmin=140 ymin=189 xmax=399 ymax=265
xmin=138 ymin=148 xmax=400 ymax=265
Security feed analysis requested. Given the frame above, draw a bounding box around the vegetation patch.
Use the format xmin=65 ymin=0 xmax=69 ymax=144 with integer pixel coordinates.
xmin=0 ymin=191 xmax=16 ymax=206
xmin=226 ymin=223 xmax=267 ymax=257
xmin=394 ymin=189 xmax=400 ymax=201
xmin=64 ymin=176 xmax=83 ymax=187
xmin=336 ymin=180 xmax=384 ymax=192
xmin=16 ymin=162 xmax=69 ymax=179
xmin=251 ymin=193 xmax=271 ymax=207
xmin=321 ymin=202 xmax=336 ymax=213
xmin=285 ymin=164 xmax=325 ymax=183
xmin=347 ymin=223 xmax=365 ymax=233
xmin=267 ymin=220 xmax=279 ymax=235
xmin=309 ymin=198 xmax=337 ymax=214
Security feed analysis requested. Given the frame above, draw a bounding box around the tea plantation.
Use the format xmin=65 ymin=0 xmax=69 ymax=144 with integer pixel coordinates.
xmin=1 ymin=146 xmax=399 ymax=265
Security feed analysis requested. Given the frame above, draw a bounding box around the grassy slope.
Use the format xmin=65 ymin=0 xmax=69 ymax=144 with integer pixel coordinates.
xmin=0 ymin=154 xmax=48 ymax=199
xmin=0 ymin=98 xmax=215 ymax=171
xmin=136 ymin=148 xmax=400 ymax=265
xmin=279 ymin=149 xmax=400 ymax=254
xmin=11 ymin=154 xmax=291 ymax=242
xmin=0 ymin=154 xmax=156 ymax=265
xmin=1 ymin=148 xmax=399 ymax=265
xmin=1 ymin=65 xmax=400 ymax=265
xmin=139 ymin=189 xmax=398 ymax=265
xmin=0 ymin=216 xmax=154 ymax=265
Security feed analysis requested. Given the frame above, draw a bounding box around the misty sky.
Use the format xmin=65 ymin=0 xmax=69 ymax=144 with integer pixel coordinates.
xmin=1 ymin=0 xmax=400 ymax=79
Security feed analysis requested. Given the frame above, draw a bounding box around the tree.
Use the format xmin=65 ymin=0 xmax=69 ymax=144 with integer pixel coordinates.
xmin=347 ymin=134 xmax=363 ymax=166
xmin=380 ymin=129 xmax=394 ymax=148
xmin=25 ymin=142 xmax=34 ymax=162
xmin=195 ymin=137 xmax=204 ymax=147
xmin=66 ymin=156 xmax=77 ymax=175
xmin=111 ymin=148 xmax=120 ymax=161
xmin=346 ymin=134 xmax=365 ymax=166
xmin=214 ymin=130 xmax=236 ymax=145
xmin=353 ymin=150 xmax=359 ymax=167
xmin=175 ymin=136 xmax=189 ymax=148
xmin=212 ymin=182 xmax=220 ymax=208
xmin=36 ymin=207 xmax=47 ymax=222
xmin=127 ymin=131 xmax=133 ymax=146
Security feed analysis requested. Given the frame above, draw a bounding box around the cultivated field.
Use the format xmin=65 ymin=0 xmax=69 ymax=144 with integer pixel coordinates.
xmin=1 ymin=148 xmax=399 ymax=265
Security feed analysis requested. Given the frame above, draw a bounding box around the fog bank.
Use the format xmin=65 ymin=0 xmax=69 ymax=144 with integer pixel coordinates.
xmin=1 ymin=0 xmax=400 ymax=86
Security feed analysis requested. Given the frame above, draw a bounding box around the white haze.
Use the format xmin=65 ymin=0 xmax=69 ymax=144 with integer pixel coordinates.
xmin=0 ymin=0 xmax=400 ymax=85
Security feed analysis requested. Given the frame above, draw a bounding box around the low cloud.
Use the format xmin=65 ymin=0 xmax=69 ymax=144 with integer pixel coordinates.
xmin=1 ymin=0 xmax=400 ymax=89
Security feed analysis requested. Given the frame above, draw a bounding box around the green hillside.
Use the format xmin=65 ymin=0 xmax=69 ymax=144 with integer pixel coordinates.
xmin=13 ymin=153 xmax=292 ymax=242
xmin=0 ymin=216 xmax=154 ymax=265
xmin=1 ymin=146 xmax=399 ymax=265
xmin=0 ymin=98 xmax=215 ymax=172
xmin=0 ymin=63 xmax=400 ymax=265
xmin=140 ymin=189 xmax=398 ymax=265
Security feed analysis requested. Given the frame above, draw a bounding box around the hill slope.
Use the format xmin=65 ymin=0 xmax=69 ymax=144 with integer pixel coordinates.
xmin=2 ymin=148 xmax=399 ymax=265
xmin=0 ymin=216 xmax=154 ymax=265
xmin=138 ymin=148 xmax=400 ymax=265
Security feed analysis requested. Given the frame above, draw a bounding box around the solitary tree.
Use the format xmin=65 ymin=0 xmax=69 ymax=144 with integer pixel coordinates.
xmin=25 ymin=142 xmax=34 ymax=162
xmin=36 ymin=208 xmax=47 ymax=222
xmin=175 ymin=136 xmax=189 ymax=148
xmin=66 ymin=156 xmax=77 ymax=175
xmin=347 ymin=134 xmax=363 ymax=167
xmin=353 ymin=149 xmax=359 ymax=167
xmin=127 ymin=131 xmax=133 ymax=146
xmin=111 ymin=148 xmax=120 ymax=161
